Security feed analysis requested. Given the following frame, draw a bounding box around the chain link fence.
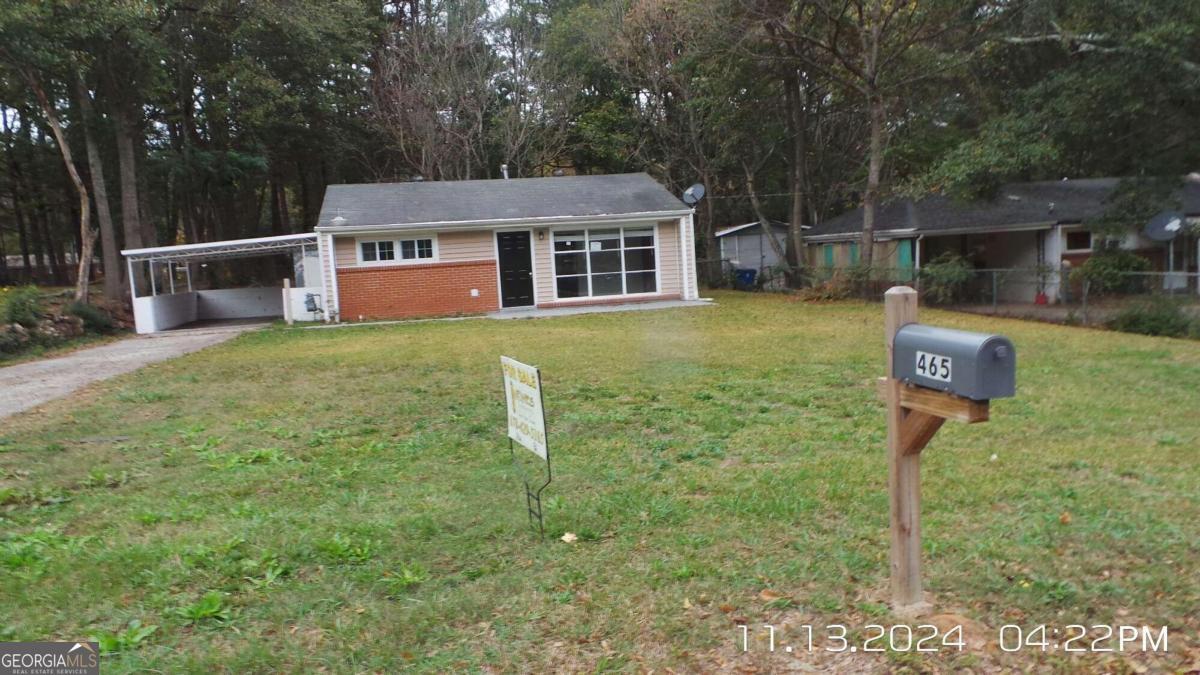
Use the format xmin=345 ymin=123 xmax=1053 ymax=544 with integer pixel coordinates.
xmin=701 ymin=259 xmax=1200 ymax=334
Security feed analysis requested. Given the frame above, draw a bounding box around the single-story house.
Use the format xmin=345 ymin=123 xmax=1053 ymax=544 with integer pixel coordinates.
xmin=124 ymin=173 xmax=701 ymax=332
xmin=715 ymin=220 xmax=796 ymax=271
xmin=805 ymin=177 xmax=1200 ymax=302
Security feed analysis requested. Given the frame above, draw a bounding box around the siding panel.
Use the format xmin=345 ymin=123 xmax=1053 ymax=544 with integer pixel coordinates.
xmin=440 ymin=230 xmax=494 ymax=262
xmin=658 ymin=220 xmax=681 ymax=295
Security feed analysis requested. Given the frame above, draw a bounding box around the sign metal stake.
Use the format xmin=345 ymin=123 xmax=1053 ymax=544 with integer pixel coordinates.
xmin=501 ymin=356 xmax=552 ymax=540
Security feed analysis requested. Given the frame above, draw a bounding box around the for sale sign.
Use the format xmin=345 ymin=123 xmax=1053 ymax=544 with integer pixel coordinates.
xmin=501 ymin=356 xmax=547 ymax=460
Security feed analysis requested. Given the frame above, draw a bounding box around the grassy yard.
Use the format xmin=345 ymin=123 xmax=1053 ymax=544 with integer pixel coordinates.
xmin=1 ymin=291 xmax=1197 ymax=672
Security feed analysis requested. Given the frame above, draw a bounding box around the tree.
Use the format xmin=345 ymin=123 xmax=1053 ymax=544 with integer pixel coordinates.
xmin=784 ymin=0 xmax=986 ymax=267
xmin=923 ymin=0 xmax=1200 ymax=203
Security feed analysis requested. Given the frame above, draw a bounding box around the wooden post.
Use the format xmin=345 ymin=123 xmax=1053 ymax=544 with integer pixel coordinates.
xmin=283 ymin=278 xmax=293 ymax=326
xmin=884 ymin=286 xmax=926 ymax=613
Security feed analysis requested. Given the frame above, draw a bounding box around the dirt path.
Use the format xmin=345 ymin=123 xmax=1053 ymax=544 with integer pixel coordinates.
xmin=0 ymin=324 xmax=260 ymax=422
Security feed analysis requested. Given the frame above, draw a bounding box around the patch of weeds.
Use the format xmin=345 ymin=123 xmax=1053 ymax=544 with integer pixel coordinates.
xmin=671 ymin=564 xmax=698 ymax=580
xmin=135 ymin=511 xmax=165 ymax=525
xmin=317 ymin=533 xmax=377 ymax=564
xmin=380 ymin=564 xmax=430 ymax=597
xmin=0 ymin=485 xmax=71 ymax=508
xmin=0 ymin=526 xmax=90 ymax=578
xmin=307 ymin=428 xmax=349 ymax=448
xmin=676 ymin=439 xmax=725 ymax=462
xmin=1156 ymin=433 xmax=1183 ymax=447
xmin=265 ymin=426 xmax=300 ymax=440
xmin=176 ymin=424 xmax=208 ymax=443
xmin=242 ymin=552 xmax=291 ymax=588
xmin=81 ymin=469 xmax=130 ymax=489
xmin=182 ymin=537 xmax=247 ymax=574
xmin=117 ymin=390 xmax=175 ymax=404
xmin=43 ymin=443 xmax=66 ymax=453
xmin=91 ymin=620 xmax=158 ymax=655
xmin=173 ymin=591 xmax=230 ymax=625
xmin=221 ymin=447 xmax=293 ymax=468
xmin=1022 ymin=576 xmax=1079 ymax=606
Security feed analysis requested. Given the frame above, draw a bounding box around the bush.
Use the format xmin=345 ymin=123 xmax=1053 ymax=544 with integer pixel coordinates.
xmin=918 ymin=253 xmax=972 ymax=304
xmin=2 ymin=286 xmax=43 ymax=327
xmin=1071 ymin=249 xmax=1152 ymax=295
xmin=1107 ymin=299 xmax=1195 ymax=338
xmin=67 ymin=302 xmax=115 ymax=333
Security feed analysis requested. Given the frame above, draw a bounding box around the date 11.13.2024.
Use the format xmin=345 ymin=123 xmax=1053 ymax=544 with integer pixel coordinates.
xmin=739 ymin=623 xmax=1170 ymax=654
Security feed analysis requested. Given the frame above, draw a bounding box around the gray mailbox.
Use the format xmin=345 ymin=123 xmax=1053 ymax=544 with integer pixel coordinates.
xmin=893 ymin=324 xmax=1015 ymax=400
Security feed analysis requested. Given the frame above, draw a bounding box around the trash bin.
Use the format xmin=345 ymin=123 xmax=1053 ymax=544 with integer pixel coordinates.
xmin=735 ymin=268 xmax=757 ymax=290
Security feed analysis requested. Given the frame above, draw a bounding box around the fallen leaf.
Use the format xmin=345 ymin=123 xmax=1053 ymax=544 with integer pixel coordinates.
xmin=758 ymin=589 xmax=784 ymax=602
xmin=683 ymin=598 xmax=693 ymax=609
xmin=560 ymin=532 xmax=578 ymax=543
xmin=1059 ymin=511 xmax=1072 ymax=525
xmin=718 ymin=603 xmax=735 ymax=614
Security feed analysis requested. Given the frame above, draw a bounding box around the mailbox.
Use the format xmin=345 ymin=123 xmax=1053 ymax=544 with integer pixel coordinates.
xmin=892 ymin=324 xmax=1015 ymax=400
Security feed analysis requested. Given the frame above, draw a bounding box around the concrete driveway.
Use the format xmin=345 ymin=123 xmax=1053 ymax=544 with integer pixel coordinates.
xmin=0 ymin=324 xmax=261 ymax=422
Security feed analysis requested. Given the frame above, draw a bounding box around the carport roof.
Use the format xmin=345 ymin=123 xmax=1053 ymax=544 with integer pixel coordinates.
xmin=121 ymin=233 xmax=317 ymax=263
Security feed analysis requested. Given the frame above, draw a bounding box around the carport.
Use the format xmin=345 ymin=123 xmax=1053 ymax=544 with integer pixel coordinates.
xmin=122 ymin=233 xmax=325 ymax=334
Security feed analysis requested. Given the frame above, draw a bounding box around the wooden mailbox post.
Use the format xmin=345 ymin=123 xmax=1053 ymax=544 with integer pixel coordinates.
xmin=880 ymin=286 xmax=998 ymax=613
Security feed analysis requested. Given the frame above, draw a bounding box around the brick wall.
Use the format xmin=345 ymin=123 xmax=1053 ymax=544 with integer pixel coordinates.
xmin=337 ymin=260 xmax=499 ymax=320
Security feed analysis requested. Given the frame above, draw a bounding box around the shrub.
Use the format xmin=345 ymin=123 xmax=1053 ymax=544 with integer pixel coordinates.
xmin=2 ymin=286 xmax=43 ymax=327
xmin=1071 ymin=249 xmax=1152 ymax=295
xmin=67 ymin=301 xmax=115 ymax=333
xmin=1107 ymin=299 xmax=1196 ymax=338
xmin=918 ymin=253 xmax=972 ymax=304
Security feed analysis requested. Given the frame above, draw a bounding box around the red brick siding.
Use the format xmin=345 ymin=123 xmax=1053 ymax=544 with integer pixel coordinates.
xmin=337 ymin=260 xmax=499 ymax=320
xmin=536 ymin=293 xmax=681 ymax=310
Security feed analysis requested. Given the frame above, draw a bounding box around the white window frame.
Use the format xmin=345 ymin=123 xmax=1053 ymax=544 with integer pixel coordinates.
xmin=549 ymin=224 xmax=660 ymax=301
xmin=1062 ymin=227 xmax=1093 ymax=253
xmin=355 ymin=234 xmax=439 ymax=266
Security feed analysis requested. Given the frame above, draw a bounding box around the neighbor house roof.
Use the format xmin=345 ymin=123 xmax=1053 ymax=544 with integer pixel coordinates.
xmin=316 ymin=173 xmax=691 ymax=231
xmin=807 ymin=177 xmax=1200 ymax=241
xmin=715 ymin=220 xmax=807 ymax=238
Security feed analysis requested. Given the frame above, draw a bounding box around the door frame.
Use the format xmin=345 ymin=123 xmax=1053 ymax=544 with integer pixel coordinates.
xmin=492 ymin=227 xmax=538 ymax=308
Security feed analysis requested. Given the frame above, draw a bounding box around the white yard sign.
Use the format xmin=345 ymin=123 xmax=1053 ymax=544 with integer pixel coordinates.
xmin=501 ymin=356 xmax=547 ymax=459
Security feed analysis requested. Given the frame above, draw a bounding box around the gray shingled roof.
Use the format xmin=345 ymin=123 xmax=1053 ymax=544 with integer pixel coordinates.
xmin=316 ymin=173 xmax=689 ymax=229
xmin=808 ymin=177 xmax=1200 ymax=239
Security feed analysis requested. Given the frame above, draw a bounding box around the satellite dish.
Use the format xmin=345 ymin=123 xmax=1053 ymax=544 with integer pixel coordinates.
xmin=1144 ymin=210 xmax=1185 ymax=242
xmin=331 ymin=216 xmax=347 ymax=226
xmin=682 ymin=183 xmax=706 ymax=206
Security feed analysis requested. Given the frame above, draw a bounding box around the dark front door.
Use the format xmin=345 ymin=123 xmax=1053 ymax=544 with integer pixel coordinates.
xmin=496 ymin=231 xmax=535 ymax=308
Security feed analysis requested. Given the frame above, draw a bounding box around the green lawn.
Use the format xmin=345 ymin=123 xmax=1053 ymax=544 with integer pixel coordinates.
xmin=1 ymin=291 xmax=1197 ymax=672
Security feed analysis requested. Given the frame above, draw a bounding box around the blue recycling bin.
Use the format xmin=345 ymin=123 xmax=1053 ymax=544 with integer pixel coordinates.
xmin=735 ymin=268 xmax=757 ymax=290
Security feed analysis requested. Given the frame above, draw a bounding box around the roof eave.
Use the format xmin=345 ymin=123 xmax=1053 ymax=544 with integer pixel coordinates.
xmin=805 ymin=221 xmax=1060 ymax=242
xmin=315 ymin=209 xmax=694 ymax=234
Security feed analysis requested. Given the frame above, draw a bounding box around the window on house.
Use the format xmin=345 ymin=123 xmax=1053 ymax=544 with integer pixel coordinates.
xmin=553 ymin=227 xmax=657 ymax=298
xmin=1065 ymin=229 xmax=1092 ymax=252
xmin=360 ymin=240 xmax=395 ymax=262
xmin=360 ymin=238 xmax=434 ymax=263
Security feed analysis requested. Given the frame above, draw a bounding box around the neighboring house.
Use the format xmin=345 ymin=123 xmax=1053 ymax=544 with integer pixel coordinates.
xmin=715 ymin=220 xmax=795 ymax=271
xmin=124 ymin=173 xmax=701 ymax=332
xmin=805 ymin=177 xmax=1200 ymax=302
